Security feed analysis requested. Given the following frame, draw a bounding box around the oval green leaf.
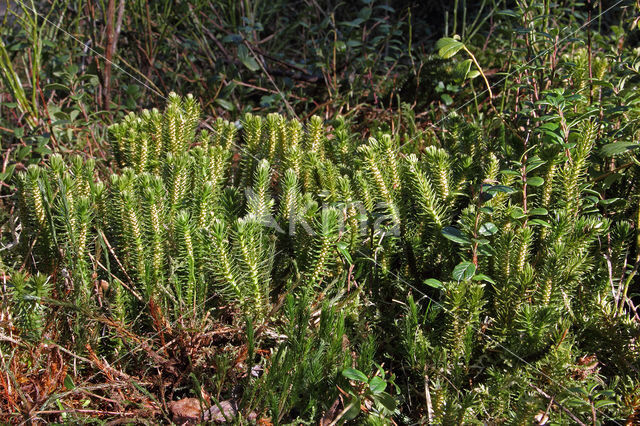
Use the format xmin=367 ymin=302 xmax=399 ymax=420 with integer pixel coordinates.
xmin=453 ymin=261 xmax=476 ymax=281
xmin=601 ymin=142 xmax=640 ymax=157
xmin=435 ymin=37 xmax=464 ymax=59
xmin=424 ymin=278 xmax=445 ymax=290
xmin=527 ymin=176 xmax=544 ymax=186
xmin=510 ymin=207 xmax=526 ymax=219
xmin=478 ymin=222 xmax=498 ymax=236
xmin=472 ymin=274 xmax=496 ymax=284
xmin=442 ymin=227 xmax=471 ymax=245
xmin=369 ymin=376 xmax=387 ymax=394
xmin=342 ymin=368 xmax=369 ymax=383
xmin=529 ymin=207 xmax=548 ymax=216
xmin=486 ymin=185 xmax=516 ymax=194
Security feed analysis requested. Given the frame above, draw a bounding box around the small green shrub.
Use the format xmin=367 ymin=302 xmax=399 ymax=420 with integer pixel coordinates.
xmin=10 ymin=90 xmax=639 ymax=423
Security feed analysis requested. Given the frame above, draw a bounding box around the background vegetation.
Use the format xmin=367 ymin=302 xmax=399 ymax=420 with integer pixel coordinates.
xmin=1 ymin=0 xmax=640 ymax=424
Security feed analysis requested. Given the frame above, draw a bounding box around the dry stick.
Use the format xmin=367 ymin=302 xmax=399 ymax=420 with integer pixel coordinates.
xmin=34 ymin=381 xmax=132 ymax=415
xmin=603 ymin=250 xmax=618 ymax=302
xmin=49 ymin=342 xmax=93 ymax=365
xmin=0 ymin=333 xmax=21 ymax=345
xmin=35 ymin=409 xmax=136 ymax=416
xmin=85 ymin=344 xmax=135 ymax=382
xmin=187 ymin=4 xmax=230 ymax=62
xmin=424 ymin=374 xmax=434 ymax=423
xmin=463 ymin=45 xmax=492 ymax=99
xmin=96 ymin=229 xmax=143 ymax=303
xmin=231 ymin=79 xmax=309 ymax=101
xmin=1 ymin=353 xmax=33 ymax=417
xmin=625 ymin=297 xmax=640 ymax=322
xmin=77 ymin=389 xmax=121 ymax=406
xmin=530 ymin=384 xmax=586 ymax=426
xmin=456 ymin=43 xmax=529 ymax=146
xmin=326 ymin=400 xmax=357 ymax=426
xmin=243 ymin=40 xmax=298 ymax=119
xmin=90 ymin=252 xmax=141 ymax=301
xmin=235 ymin=36 xmax=312 ymax=77
xmin=587 ymin=0 xmax=593 ymax=105
xmin=593 ymin=162 xmax=634 ymax=183
xmin=541 ymin=395 xmax=554 ymax=425
xmin=618 ymin=254 xmax=640 ymax=316
xmin=112 ymin=53 xmax=163 ymax=95
xmin=103 ymin=0 xmax=114 ymax=109
xmin=103 ymin=0 xmax=125 ymax=110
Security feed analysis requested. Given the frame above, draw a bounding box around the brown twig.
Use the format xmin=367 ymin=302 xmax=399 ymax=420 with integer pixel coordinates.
xmin=103 ymin=0 xmax=125 ymax=110
xmin=35 ymin=409 xmax=137 ymax=416
xmin=96 ymin=229 xmax=143 ymax=303
xmin=530 ymin=384 xmax=587 ymax=426
xmin=424 ymin=373 xmax=434 ymax=423
xmin=243 ymin=40 xmax=297 ymax=118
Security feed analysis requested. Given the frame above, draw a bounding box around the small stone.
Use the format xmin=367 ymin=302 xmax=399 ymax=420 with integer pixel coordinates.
xmin=168 ymin=398 xmax=202 ymax=424
xmin=203 ymin=400 xmax=238 ymax=423
xmin=251 ymin=364 xmax=263 ymax=377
